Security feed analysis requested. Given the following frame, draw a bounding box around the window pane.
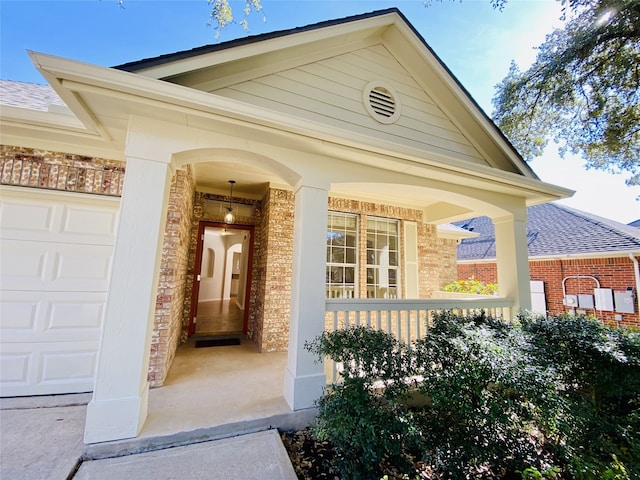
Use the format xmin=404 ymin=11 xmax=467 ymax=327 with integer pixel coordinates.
xmin=346 ymin=233 xmax=356 ymax=247
xmin=327 ymin=212 xmax=358 ymax=299
xmin=330 ymin=266 xmax=343 ymax=283
xmin=367 ymin=268 xmax=375 ymax=284
xmin=367 ymin=234 xmax=375 ymax=249
xmin=365 ymin=217 xmax=400 ymax=298
xmin=346 ymin=247 xmax=356 ymax=264
xmin=345 ymin=267 xmax=355 ymax=284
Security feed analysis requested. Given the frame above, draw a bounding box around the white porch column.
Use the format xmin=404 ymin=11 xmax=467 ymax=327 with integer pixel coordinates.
xmin=284 ymin=182 xmax=329 ymax=410
xmin=84 ymin=155 xmax=172 ymax=444
xmin=494 ymin=204 xmax=531 ymax=315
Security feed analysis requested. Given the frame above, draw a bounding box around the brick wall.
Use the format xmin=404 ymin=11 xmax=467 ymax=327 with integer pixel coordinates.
xmin=1 ymin=145 xmax=124 ymax=195
xmin=458 ymin=262 xmax=498 ymax=285
xmin=254 ymin=188 xmax=294 ymax=352
xmin=458 ymin=256 xmax=639 ymax=327
xmin=437 ymin=238 xmax=460 ymax=291
xmin=148 ymin=166 xmax=195 ymax=386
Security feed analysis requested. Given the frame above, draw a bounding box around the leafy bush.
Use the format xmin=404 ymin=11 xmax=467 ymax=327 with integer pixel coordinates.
xmin=520 ymin=314 xmax=640 ymax=480
xmin=305 ymin=327 xmax=420 ymax=479
xmin=443 ymin=278 xmax=498 ymax=295
xmin=306 ymin=312 xmax=640 ymax=480
xmin=411 ymin=311 xmax=560 ymax=479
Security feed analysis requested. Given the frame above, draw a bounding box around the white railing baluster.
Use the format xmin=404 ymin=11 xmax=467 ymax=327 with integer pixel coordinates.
xmin=325 ymin=297 xmax=514 ymax=385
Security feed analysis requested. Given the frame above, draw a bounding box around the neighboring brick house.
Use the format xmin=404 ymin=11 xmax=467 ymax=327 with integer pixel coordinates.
xmin=455 ymin=203 xmax=640 ymax=327
xmin=0 ymin=9 xmax=572 ymax=444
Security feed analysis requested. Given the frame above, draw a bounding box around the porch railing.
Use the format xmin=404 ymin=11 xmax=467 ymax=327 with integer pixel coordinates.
xmin=323 ymin=297 xmax=515 ymax=384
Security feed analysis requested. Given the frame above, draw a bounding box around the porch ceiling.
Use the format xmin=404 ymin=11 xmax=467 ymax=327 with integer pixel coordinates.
xmin=194 ymin=164 xmax=449 ymax=216
xmin=193 ymin=162 xmax=286 ymax=198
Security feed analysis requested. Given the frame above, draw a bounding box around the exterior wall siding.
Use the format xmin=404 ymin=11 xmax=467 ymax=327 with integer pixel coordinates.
xmin=437 ymin=237 xmax=460 ymax=290
xmin=213 ymin=45 xmax=484 ymax=165
xmin=458 ymin=256 xmax=639 ymax=327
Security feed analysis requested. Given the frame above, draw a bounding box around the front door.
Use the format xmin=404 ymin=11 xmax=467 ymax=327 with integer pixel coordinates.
xmin=188 ymin=222 xmax=254 ymax=338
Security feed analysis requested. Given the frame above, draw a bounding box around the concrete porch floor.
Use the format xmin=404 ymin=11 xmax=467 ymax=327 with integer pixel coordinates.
xmin=85 ymin=339 xmax=318 ymax=459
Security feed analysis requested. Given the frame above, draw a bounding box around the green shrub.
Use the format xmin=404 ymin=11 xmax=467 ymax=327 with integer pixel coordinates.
xmin=520 ymin=314 xmax=640 ymax=480
xmin=412 ymin=311 xmax=560 ymax=479
xmin=305 ymin=313 xmax=640 ymax=479
xmin=306 ymin=327 xmax=420 ymax=479
xmin=442 ymin=277 xmax=498 ymax=295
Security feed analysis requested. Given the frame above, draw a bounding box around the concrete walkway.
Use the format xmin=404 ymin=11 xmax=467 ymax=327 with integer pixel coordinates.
xmin=0 ymin=342 xmax=310 ymax=480
xmin=75 ymin=430 xmax=296 ymax=480
xmin=1 ymin=394 xmax=299 ymax=480
xmin=0 ymin=394 xmax=88 ymax=480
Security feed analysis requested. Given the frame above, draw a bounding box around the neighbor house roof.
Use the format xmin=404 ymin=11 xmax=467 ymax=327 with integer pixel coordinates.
xmin=455 ymin=203 xmax=640 ymax=260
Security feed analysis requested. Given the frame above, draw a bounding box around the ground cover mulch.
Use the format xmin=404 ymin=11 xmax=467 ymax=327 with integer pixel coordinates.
xmin=280 ymin=428 xmax=340 ymax=479
xmin=280 ymin=428 xmax=436 ymax=480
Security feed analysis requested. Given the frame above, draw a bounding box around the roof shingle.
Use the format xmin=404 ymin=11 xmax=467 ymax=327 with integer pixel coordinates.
xmin=0 ymin=79 xmax=64 ymax=111
xmin=455 ymin=203 xmax=640 ymax=260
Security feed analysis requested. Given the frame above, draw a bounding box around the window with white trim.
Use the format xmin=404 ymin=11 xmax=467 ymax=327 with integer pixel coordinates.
xmin=366 ymin=217 xmax=400 ymax=299
xmin=326 ymin=212 xmax=358 ymax=298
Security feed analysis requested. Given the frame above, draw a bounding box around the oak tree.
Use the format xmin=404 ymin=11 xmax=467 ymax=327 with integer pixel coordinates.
xmin=492 ymin=0 xmax=640 ymax=186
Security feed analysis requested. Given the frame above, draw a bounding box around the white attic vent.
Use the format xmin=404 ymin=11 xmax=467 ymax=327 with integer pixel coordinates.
xmin=363 ymin=81 xmax=401 ymax=124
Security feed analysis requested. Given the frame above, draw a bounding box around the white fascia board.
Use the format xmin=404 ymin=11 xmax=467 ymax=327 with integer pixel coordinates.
xmin=28 ymin=51 xmax=573 ymax=204
xmin=437 ymin=224 xmax=480 ymax=240
xmin=0 ymin=104 xmax=85 ymax=131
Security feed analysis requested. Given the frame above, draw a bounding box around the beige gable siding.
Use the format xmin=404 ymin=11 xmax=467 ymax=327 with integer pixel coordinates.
xmin=213 ymin=44 xmax=485 ymax=164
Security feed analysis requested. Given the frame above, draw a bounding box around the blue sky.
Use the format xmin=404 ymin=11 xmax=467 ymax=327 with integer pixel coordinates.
xmin=1 ymin=0 xmax=638 ymax=223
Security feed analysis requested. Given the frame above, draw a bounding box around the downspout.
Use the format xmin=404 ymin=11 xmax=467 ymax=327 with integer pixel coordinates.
xmin=630 ymin=253 xmax=640 ymax=317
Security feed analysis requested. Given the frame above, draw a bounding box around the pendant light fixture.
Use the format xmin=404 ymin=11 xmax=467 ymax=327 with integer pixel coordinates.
xmin=224 ymin=180 xmax=236 ymax=224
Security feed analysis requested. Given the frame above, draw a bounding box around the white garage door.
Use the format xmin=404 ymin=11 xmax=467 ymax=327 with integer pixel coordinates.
xmin=0 ymin=186 xmax=119 ymax=396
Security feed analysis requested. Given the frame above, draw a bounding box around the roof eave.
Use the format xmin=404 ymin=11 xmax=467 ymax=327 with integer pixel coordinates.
xmin=113 ymin=8 xmax=538 ymax=182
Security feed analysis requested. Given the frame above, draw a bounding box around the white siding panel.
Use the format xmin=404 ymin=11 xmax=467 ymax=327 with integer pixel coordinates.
xmin=0 ymin=187 xmax=118 ymax=396
xmin=215 ymin=45 xmax=484 ymax=164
